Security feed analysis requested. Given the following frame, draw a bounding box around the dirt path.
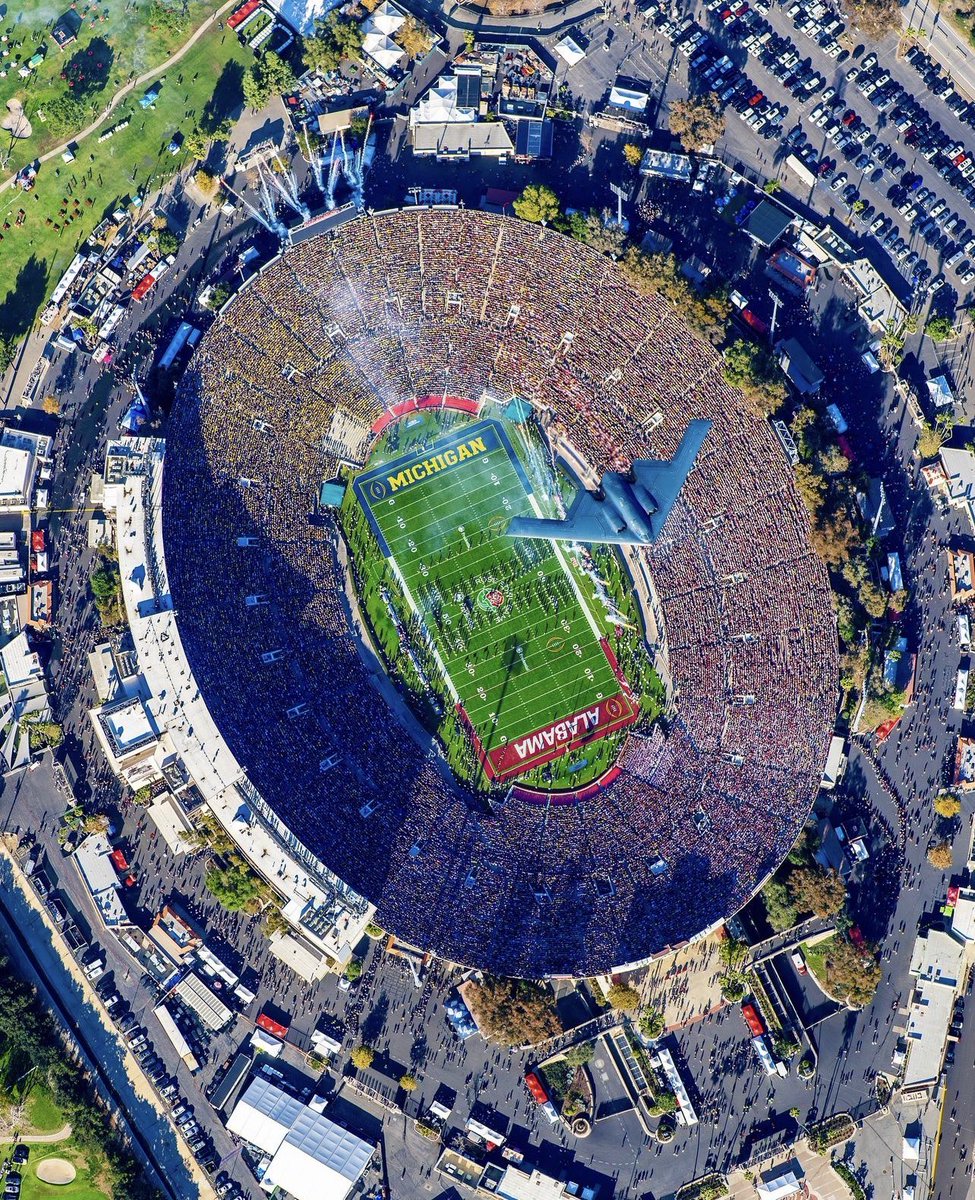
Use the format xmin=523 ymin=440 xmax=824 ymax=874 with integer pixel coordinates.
xmin=0 ymin=0 xmax=240 ymax=196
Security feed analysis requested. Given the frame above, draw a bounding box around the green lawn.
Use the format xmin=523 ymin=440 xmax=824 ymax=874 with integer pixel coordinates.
xmin=0 ymin=0 xmax=224 ymax=172
xmin=0 ymin=24 xmax=253 ymax=339
xmin=352 ymin=417 xmax=638 ymax=782
xmin=24 ymin=1087 xmax=65 ymax=1136
xmin=1 ymin=1147 xmax=110 ymax=1200
xmin=801 ymin=935 xmax=836 ymax=993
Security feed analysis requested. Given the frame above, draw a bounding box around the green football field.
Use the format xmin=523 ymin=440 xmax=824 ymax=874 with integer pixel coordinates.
xmin=352 ymin=419 xmax=637 ymax=781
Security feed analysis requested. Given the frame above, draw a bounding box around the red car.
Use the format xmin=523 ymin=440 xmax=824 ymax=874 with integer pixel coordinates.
xmin=842 ymin=109 xmax=857 ymax=126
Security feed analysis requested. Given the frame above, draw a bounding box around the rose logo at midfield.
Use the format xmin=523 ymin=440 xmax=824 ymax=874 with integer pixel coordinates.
xmin=477 ymin=586 xmax=506 ymax=611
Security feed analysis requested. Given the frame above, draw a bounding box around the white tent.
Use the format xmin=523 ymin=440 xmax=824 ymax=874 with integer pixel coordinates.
xmin=370 ymin=1 xmax=405 ymax=34
xmin=410 ymin=76 xmax=477 ymax=126
xmin=362 ymin=29 xmax=404 ymax=70
xmin=608 ymin=84 xmax=648 ymax=112
xmin=756 ymin=1171 xmax=803 ymax=1200
xmin=555 ymin=35 xmax=586 ymax=66
xmin=264 ymin=1108 xmax=373 ymax=1200
xmin=227 ymin=1077 xmax=304 ymax=1155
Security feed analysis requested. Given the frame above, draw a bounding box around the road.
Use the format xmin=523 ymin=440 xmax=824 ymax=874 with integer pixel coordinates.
xmin=903 ymin=0 xmax=975 ymax=102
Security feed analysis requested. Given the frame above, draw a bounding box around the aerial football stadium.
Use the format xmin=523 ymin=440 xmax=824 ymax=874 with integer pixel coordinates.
xmin=162 ymin=207 xmax=838 ymax=976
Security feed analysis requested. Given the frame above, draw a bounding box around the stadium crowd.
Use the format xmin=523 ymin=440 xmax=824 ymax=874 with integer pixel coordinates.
xmin=161 ymin=208 xmax=838 ymax=976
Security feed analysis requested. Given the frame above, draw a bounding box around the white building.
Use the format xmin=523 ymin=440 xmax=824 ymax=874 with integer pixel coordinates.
xmin=73 ymin=832 xmax=126 ymax=927
xmin=0 ymin=427 xmax=52 ymax=511
xmin=94 ymin=439 xmax=374 ymax=969
xmin=843 ymin=257 xmax=907 ymax=333
xmin=820 ymin=735 xmax=847 ymax=790
xmin=410 ymin=67 xmax=480 ymax=127
xmin=360 ymin=0 xmax=407 ymax=75
xmin=903 ymin=927 xmax=966 ymax=1095
xmin=937 ymin=448 xmax=975 ymax=530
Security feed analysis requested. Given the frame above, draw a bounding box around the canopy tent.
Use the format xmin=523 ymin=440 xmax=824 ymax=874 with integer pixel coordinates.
xmin=362 ymin=30 xmax=404 ymax=70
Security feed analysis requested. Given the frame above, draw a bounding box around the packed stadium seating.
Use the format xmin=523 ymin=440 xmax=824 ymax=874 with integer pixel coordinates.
xmin=162 ymin=208 xmax=838 ymax=976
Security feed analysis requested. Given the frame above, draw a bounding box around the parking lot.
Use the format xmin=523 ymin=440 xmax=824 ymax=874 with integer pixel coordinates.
xmin=649 ymin=0 xmax=975 ymax=314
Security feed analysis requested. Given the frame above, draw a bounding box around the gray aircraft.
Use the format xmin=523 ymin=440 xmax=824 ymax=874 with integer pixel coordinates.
xmin=506 ymin=419 xmax=711 ymax=546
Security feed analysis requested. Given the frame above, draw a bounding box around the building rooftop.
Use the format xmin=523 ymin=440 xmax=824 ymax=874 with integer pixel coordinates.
xmin=909 ymin=927 xmax=965 ymax=986
xmin=412 ymin=123 xmax=514 ymax=156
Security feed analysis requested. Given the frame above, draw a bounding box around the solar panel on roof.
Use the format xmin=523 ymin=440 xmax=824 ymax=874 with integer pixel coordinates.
xmin=455 ymin=69 xmax=481 ymax=110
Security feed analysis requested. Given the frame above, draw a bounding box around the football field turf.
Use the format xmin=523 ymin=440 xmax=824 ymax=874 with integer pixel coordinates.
xmin=352 ymin=419 xmax=638 ymax=781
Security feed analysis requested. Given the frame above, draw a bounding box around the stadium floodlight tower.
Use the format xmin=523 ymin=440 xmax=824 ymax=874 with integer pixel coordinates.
xmin=507 ymin=419 xmax=711 ymax=546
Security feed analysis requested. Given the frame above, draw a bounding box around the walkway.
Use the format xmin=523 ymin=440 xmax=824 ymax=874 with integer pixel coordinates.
xmin=0 ymin=0 xmax=240 ymax=197
xmin=16 ymin=1123 xmax=73 ymax=1145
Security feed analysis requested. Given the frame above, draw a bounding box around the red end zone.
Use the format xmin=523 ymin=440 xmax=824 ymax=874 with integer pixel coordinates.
xmin=459 ymin=692 xmax=640 ymax=782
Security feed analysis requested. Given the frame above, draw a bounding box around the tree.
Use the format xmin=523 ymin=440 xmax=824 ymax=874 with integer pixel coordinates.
xmin=41 ymin=394 xmax=60 ymax=415
xmin=156 ymin=229 xmax=180 ymax=256
xmin=514 ymin=183 xmax=561 ymax=225
xmin=399 ymin=1072 xmax=418 ymax=1091
xmin=843 ymin=0 xmax=900 ymax=38
xmin=649 ymin=1090 xmax=677 ymax=1114
xmin=464 ymin=976 xmax=560 ymax=1045
xmin=395 ymin=14 xmax=434 ymax=59
xmin=584 ymin=210 xmax=627 ymax=255
xmin=464 ymin=30 xmax=476 ymax=53
xmin=723 ymin=339 xmax=787 ymax=416
xmin=772 ymin=1033 xmax=801 ymax=1059
xmin=0 ymin=334 xmax=16 ymax=376
xmin=926 ymin=315 xmax=957 ymax=342
xmin=351 ymin=1044 xmax=375 ymax=1069
xmin=788 ymin=865 xmax=847 ymax=919
xmin=668 ymin=93 xmax=725 ymax=152
xmin=918 ymin=412 xmax=953 ymax=459
xmin=928 ymin=841 xmax=953 ymax=870
xmin=305 ymin=11 xmax=363 ymax=73
xmin=44 ymin=92 xmax=86 ymax=137
xmin=22 ymin=716 xmax=64 ymax=752
xmin=344 ymin=957 xmax=362 ymax=981
xmin=564 ymin=1042 xmax=594 ymax=1067
xmin=90 ymin=558 xmax=123 ymax=625
xmin=763 ymin=178 xmax=782 ymax=193
xmin=623 ymin=142 xmax=644 ymax=168
xmin=719 ymin=937 xmax=749 ymax=970
xmin=822 ymin=936 xmax=882 ymax=1007
xmin=206 ymin=284 xmax=231 ymax=311
xmin=934 ymin=793 xmax=961 ymax=819
xmin=205 ymin=856 xmax=266 ymax=912
xmin=638 ymin=1007 xmax=665 ymax=1040
xmin=62 ymin=37 xmax=114 ymax=98
xmin=242 ymin=52 xmax=297 ymax=110
xmin=304 ymin=34 xmax=341 ymax=75
xmin=721 ymin=974 xmax=747 ymax=1002
xmin=607 ymin=983 xmax=640 ymax=1011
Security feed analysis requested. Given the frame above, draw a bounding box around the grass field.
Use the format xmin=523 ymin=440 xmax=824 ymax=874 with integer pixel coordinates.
xmin=0 ymin=0 xmax=223 ymax=173
xmin=0 ymin=23 xmax=252 ymax=340
xmin=0 ymin=1146 xmax=109 ymax=1200
xmin=352 ymin=418 xmax=637 ymax=781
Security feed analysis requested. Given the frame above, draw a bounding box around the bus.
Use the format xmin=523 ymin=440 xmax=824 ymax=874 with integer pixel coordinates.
xmin=524 ymin=1073 xmax=559 ymax=1124
xmin=741 ymin=1002 xmax=765 ymax=1037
